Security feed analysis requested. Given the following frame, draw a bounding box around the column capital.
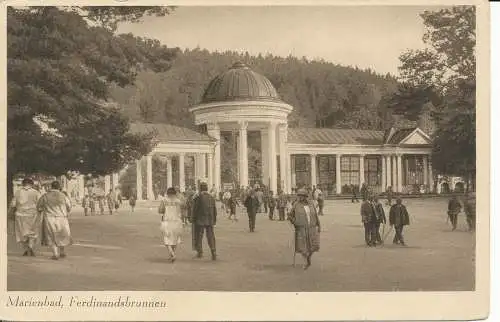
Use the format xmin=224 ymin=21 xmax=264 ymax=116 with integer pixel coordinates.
xmin=268 ymin=121 xmax=278 ymax=130
xmin=238 ymin=120 xmax=249 ymax=130
xmin=310 ymin=153 xmax=317 ymax=158
xmin=359 ymin=154 xmax=366 ymax=157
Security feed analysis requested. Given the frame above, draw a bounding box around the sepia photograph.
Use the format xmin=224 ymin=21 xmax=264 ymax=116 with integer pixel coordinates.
xmin=2 ymin=1 xmax=490 ymax=320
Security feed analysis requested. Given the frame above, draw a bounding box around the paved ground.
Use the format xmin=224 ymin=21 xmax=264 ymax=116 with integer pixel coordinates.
xmin=7 ymin=198 xmax=475 ymax=291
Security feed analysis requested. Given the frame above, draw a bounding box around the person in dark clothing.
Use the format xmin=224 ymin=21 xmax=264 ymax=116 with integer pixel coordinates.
xmin=464 ymin=193 xmax=476 ymax=232
xmin=351 ymin=184 xmax=359 ymax=203
xmin=227 ymin=193 xmax=239 ymax=222
xmin=268 ymin=191 xmax=276 ymax=220
xmin=448 ymin=195 xmax=462 ymax=231
xmin=244 ymin=189 xmax=260 ymax=232
xmin=360 ymin=195 xmax=377 ymax=246
xmin=373 ymin=196 xmax=387 ymax=245
xmin=190 ymin=182 xmax=217 ymax=260
xmin=386 ymin=186 xmax=393 ymax=206
xmin=360 ymin=183 xmax=369 ymax=201
xmin=389 ymin=198 xmax=410 ymax=246
xmin=277 ymin=191 xmax=287 ymax=221
xmin=263 ymin=188 xmax=269 ymax=214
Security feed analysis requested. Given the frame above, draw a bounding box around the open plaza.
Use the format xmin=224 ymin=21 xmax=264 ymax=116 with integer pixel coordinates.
xmin=8 ymin=198 xmax=475 ymax=292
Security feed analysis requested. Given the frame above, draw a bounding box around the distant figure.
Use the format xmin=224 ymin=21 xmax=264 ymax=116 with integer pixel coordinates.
xmin=386 ymin=186 xmax=393 ymax=205
xmin=244 ymin=189 xmax=260 ymax=232
xmin=227 ymin=192 xmax=239 ymax=222
xmin=37 ymin=181 xmax=73 ymax=260
xmin=129 ymin=193 xmax=136 ymax=212
xmin=90 ymin=194 xmax=97 ymax=215
xmin=184 ymin=186 xmax=195 ymax=225
xmin=9 ymin=178 xmax=41 ymax=257
xmin=373 ymin=195 xmax=387 ymax=245
xmin=268 ymin=191 xmax=276 ymax=220
xmin=316 ymin=187 xmax=324 ymax=216
xmin=263 ymin=188 xmax=269 ymax=214
xmin=389 ymin=198 xmax=410 ymax=246
xmin=360 ymin=195 xmax=377 ymax=247
xmin=106 ymin=189 xmax=116 ymax=215
xmin=277 ymin=190 xmax=288 ymax=221
xmin=464 ymin=193 xmax=476 ymax=232
xmin=158 ymin=187 xmax=184 ymax=263
xmin=448 ymin=195 xmax=462 ymax=231
xmin=82 ymin=194 xmax=90 ymax=216
xmin=288 ymin=188 xmax=321 ymax=270
xmin=351 ymin=184 xmax=359 ymax=203
xmin=190 ymin=182 xmax=217 ymax=260
xmin=255 ymin=188 xmax=264 ymax=213
xmin=98 ymin=195 xmax=105 ymax=215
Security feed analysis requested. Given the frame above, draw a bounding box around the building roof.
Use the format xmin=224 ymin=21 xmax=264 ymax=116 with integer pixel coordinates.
xmin=288 ymin=128 xmax=385 ymax=145
xmin=129 ymin=123 xmax=215 ymax=143
xmin=200 ymin=62 xmax=283 ymax=104
xmin=386 ymin=128 xmax=417 ymax=144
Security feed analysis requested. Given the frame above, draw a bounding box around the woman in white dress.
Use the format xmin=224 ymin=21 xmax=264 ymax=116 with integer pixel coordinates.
xmin=158 ymin=187 xmax=184 ymax=262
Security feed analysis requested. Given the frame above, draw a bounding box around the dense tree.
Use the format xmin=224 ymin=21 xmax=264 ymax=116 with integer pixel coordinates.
xmin=391 ymin=6 xmax=476 ymax=183
xmin=7 ymin=6 xmax=179 ymax=198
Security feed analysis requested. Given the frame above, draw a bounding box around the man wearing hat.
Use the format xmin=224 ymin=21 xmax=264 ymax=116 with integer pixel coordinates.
xmin=360 ymin=192 xmax=377 ymax=247
xmin=190 ymin=182 xmax=218 ymax=260
xmin=389 ymin=197 xmax=410 ymax=246
xmin=244 ymin=188 xmax=260 ymax=232
xmin=9 ymin=177 xmax=42 ymax=256
xmin=288 ymin=188 xmax=321 ymax=270
xmin=464 ymin=192 xmax=476 ymax=232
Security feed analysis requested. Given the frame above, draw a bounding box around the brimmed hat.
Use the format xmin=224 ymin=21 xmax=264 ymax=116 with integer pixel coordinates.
xmin=296 ymin=188 xmax=308 ymax=196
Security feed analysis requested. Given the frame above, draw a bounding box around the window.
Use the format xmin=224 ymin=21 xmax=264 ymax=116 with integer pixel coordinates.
xmin=404 ymin=155 xmax=424 ymax=185
xmin=365 ymin=157 xmax=381 ymax=187
xmin=340 ymin=156 xmax=359 ymax=186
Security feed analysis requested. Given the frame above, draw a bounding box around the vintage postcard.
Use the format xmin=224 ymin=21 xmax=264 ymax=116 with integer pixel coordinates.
xmin=0 ymin=0 xmax=490 ymax=320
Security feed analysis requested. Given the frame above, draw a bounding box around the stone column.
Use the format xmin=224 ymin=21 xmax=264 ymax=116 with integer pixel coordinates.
xmin=179 ymin=153 xmax=185 ymax=192
xmin=291 ymin=155 xmax=296 ymax=189
xmin=310 ymin=154 xmax=317 ymax=188
xmin=136 ymin=159 xmax=143 ymax=200
xmin=286 ymin=153 xmax=292 ymax=194
xmin=260 ymin=129 xmax=269 ymax=187
xmin=207 ymin=123 xmax=221 ymax=192
xmin=279 ymin=123 xmax=288 ymax=193
xmin=238 ymin=121 xmax=249 ymax=188
xmin=79 ymin=175 xmax=85 ymax=198
xmin=112 ymin=173 xmax=119 ymax=189
xmin=397 ymin=154 xmax=403 ymax=193
xmin=200 ymin=153 xmax=206 ymax=180
xmin=423 ymin=155 xmax=428 ymax=191
xmin=428 ymin=157 xmax=434 ymax=193
xmin=391 ymin=155 xmax=397 ymax=192
xmin=381 ymin=155 xmax=386 ymax=191
xmin=146 ymin=154 xmax=154 ymax=200
xmin=166 ymin=156 xmax=173 ymax=189
xmin=359 ymin=154 xmax=365 ymax=186
xmin=336 ymin=154 xmax=342 ymax=195
xmin=104 ymin=175 xmax=111 ymax=194
xmin=207 ymin=152 xmax=214 ymax=188
xmin=268 ymin=122 xmax=278 ymax=193
xmin=386 ymin=155 xmax=392 ymax=189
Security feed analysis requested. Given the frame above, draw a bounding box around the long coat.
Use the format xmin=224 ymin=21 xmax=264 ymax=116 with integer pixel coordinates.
xmin=374 ymin=202 xmax=387 ymax=224
xmin=288 ymin=200 xmax=321 ymax=254
xmin=389 ymin=204 xmax=410 ymax=227
xmin=360 ymin=201 xmax=376 ymax=223
xmin=191 ymin=192 xmax=217 ymax=226
xmin=244 ymin=195 xmax=260 ymax=215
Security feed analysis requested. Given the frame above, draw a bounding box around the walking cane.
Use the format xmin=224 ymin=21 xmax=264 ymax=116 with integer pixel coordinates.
xmin=382 ymin=225 xmax=394 ymax=243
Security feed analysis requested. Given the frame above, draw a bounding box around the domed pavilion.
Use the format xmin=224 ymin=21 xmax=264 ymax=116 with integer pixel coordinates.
xmin=101 ymin=62 xmax=439 ymax=201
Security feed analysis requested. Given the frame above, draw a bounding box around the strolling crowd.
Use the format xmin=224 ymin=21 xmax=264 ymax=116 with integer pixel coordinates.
xmin=9 ymin=178 xmax=73 ymax=260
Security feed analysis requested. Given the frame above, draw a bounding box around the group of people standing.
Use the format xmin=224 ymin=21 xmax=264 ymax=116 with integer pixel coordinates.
xmin=81 ymin=188 xmax=122 ymax=216
xmin=9 ymin=178 xmax=73 ymax=260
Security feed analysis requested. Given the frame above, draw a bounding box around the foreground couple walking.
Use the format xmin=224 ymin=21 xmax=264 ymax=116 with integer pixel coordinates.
xmin=158 ymin=182 xmax=217 ymax=262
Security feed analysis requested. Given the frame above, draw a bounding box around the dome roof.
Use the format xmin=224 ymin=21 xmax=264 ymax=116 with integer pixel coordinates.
xmin=200 ymin=62 xmax=282 ymax=104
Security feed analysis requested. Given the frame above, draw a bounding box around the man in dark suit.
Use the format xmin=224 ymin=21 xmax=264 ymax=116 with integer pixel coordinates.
xmin=244 ymin=189 xmax=260 ymax=232
xmin=360 ymin=194 xmax=377 ymax=247
xmin=190 ymin=182 xmax=217 ymax=260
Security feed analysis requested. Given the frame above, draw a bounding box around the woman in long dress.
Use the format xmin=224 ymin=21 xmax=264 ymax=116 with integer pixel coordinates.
xmin=288 ymin=188 xmax=321 ymax=270
xmin=159 ymin=187 xmax=184 ymax=263
xmin=37 ymin=180 xmax=72 ymax=260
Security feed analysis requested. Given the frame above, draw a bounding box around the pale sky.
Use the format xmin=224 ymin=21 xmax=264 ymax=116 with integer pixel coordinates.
xmin=117 ymin=6 xmax=446 ymax=76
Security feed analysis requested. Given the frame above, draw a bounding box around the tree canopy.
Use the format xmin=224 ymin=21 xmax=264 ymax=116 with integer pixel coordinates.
xmin=7 ymin=6 xmax=179 ymax=196
xmin=391 ymin=6 xmax=476 ymax=183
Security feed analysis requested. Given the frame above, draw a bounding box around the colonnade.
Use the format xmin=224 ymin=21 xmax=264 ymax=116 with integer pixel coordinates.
xmin=289 ymin=153 xmax=434 ymax=194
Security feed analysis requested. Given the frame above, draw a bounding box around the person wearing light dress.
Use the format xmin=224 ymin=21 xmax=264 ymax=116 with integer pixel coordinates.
xmin=158 ymin=187 xmax=184 ymax=263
